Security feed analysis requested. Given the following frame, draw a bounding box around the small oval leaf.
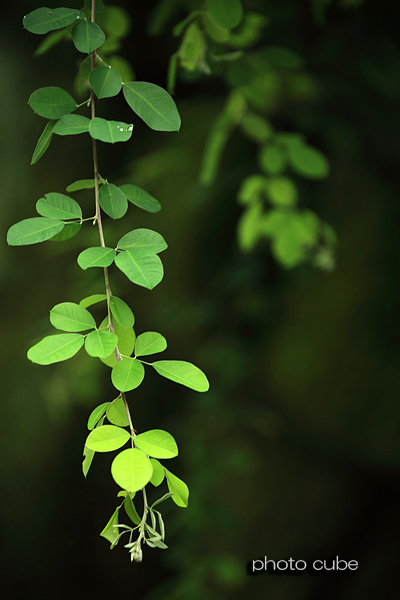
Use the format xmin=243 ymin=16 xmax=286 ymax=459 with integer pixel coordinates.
xmin=89 ymin=66 xmax=122 ymax=99
xmin=50 ymin=302 xmax=96 ymax=332
xmin=99 ymin=184 xmax=128 ymax=219
xmin=152 ymin=360 xmax=209 ymax=392
xmin=89 ymin=117 xmax=134 ymax=143
xmin=7 ymin=217 xmax=64 ymax=246
xmin=23 ymin=7 xmax=82 ymax=35
xmin=72 ymin=20 xmax=106 ymax=54
xmin=27 ymin=333 xmax=84 ymax=365
xmin=119 ymin=184 xmax=161 ymax=213
xmin=29 ymin=86 xmax=77 ymax=120
xmin=111 ymin=448 xmax=153 ymax=492
xmin=86 ymin=425 xmax=130 ymax=452
xmin=135 ymin=332 xmax=167 ymax=357
xmin=110 ymin=296 xmax=135 ymax=329
xmin=77 ymin=247 xmax=116 ymax=269
xmin=85 ymin=330 xmax=118 ymax=358
xmin=135 ymin=430 xmax=178 ymax=459
xmin=36 ymin=192 xmax=82 ymax=220
xmin=117 ymin=228 xmax=167 ymax=254
xmin=115 ymin=249 xmax=164 ymax=290
xmin=111 ymin=358 xmax=145 ymax=392
xmin=123 ymin=81 xmax=181 ymax=132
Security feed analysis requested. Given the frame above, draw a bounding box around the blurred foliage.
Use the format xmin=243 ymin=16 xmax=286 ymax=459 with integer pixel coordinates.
xmin=2 ymin=0 xmax=400 ymax=598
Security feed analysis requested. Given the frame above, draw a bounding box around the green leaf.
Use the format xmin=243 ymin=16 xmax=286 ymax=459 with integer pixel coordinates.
xmin=287 ymin=143 xmax=330 ymax=179
xmin=259 ymin=144 xmax=287 ymax=175
xmin=100 ymin=507 xmax=120 ymax=546
xmin=165 ymin=469 xmax=189 ymax=507
xmin=7 ymin=218 xmax=64 ymax=246
xmin=111 ymin=448 xmax=153 ymax=492
xmin=135 ymin=332 xmax=167 ymax=357
xmin=31 ymin=120 xmax=56 ymax=165
xmin=152 ymin=360 xmax=209 ymax=392
xmin=118 ymin=184 xmax=161 ymax=213
xmin=82 ymin=444 xmax=95 ymax=478
xmin=77 ymin=247 xmax=116 ymax=269
xmin=99 ymin=184 xmax=128 ymax=219
xmin=28 ymin=87 xmax=77 ymax=120
xmin=72 ymin=20 xmax=105 ymax=54
xmin=124 ymin=495 xmax=141 ymax=525
xmin=66 ymin=179 xmax=95 ymax=192
xmin=115 ymin=249 xmax=163 ymax=290
xmin=206 ymin=0 xmax=243 ymax=30
xmin=106 ymin=396 xmax=129 ymax=427
xmin=123 ymin=82 xmax=181 ymax=132
xmin=36 ymin=192 xmax=82 ymax=220
xmin=110 ymin=297 xmax=135 ymax=329
xmin=150 ymin=459 xmax=166 ymax=487
xmin=135 ymin=430 xmax=178 ymax=459
xmin=89 ymin=66 xmax=122 ymax=99
xmin=99 ymin=319 xmax=136 ymax=368
xmin=151 ymin=492 xmax=173 ymax=508
xmin=50 ymin=222 xmax=81 ymax=242
xmin=79 ymin=294 xmax=107 ymax=309
xmin=102 ymin=5 xmax=131 ymax=37
xmin=111 ymin=358 xmax=145 ymax=392
xmin=34 ymin=29 xmax=66 ymax=57
xmin=86 ymin=425 xmax=130 ymax=452
xmin=117 ymin=228 xmax=167 ymax=254
xmin=53 ymin=114 xmax=91 ymax=136
xmin=87 ymin=402 xmax=109 ymax=430
xmin=27 ymin=333 xmax=84 ymax=365
xmin=85 ymin=330 xmax=118 ymax=358
xmin=50 ymin=302 xmax=96 ymax=332
xmin=89 ymin=117 xmax=134 ymax=143
xmin=23 ymin=7 xmax=82 ymax=35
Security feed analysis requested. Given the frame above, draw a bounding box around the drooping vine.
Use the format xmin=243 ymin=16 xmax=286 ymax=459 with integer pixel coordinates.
xmin=7 ymin=0 xmax=209 ymax=563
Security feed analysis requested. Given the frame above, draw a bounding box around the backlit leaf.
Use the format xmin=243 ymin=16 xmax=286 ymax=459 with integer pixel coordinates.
xmin=66 ymin=179 xmax=95 ymax=192
xmin=100 ymin=507 xmax=120 ymax=546
xmin=124 ymin=495 xmax=141 ymax=525
xmin=135 ymin=332 xmax=167 ymax=357
xmin=29 ymin=87 xmax=77 ymax=120
xmin=82 ymin=445 xmax=95 ymax=478
xmin=106 ymin=396 xmax=129 ymax=427
xmin=123 ymin=81 xmax=181 ymax=132
xmin=206 ymin=0 xmax=243 ymax=30
xmin=53 ymin=114 xmax=91 ymax=136
xmin=31 ymin=120 xmax=56 ymax=165
xmin=165 ymin=468 xmax=189 ymax=507
xmin=135 ymin=430 xmax=178 ymax=459
xmin=89 ymin=117 xmax=134 ymax=143
xmin=87 ymin=402 xmax=109 ymax=430
xmin=149 ymin=459 xmax=165 ymax=487
xmin=89 ymin=66 xmax=122 ymax=99
xmin=27 ymin=333 xmax=84 ymax=365
xmin=86 ymin=425 xmax=130 ymax=452
xmin=49 ymin=222 xmax=81 ymax=241
xmin=85 ymin=330 xmax=118 ymax=357
xmin=77 ymin=247 xmax=116 ymax=269
xmin=152 ymin=360 xmax=209 ymax=392
xmin=79 ymin=294 xmax=107 ymax=309
xmin=99 ymin=184 xmax=128 ymax=219
xmin=117 ymin=228 xmax=167 ymax=254
xmin=50 ymin=302 xmax=96 ymax=332
xmin=111 ymin=448 xmax=153 ymax=492
xmin=72 ymin=20 xmax=105 ymax=54
xmin=36 ymin=192 xmax=82 ymax=220
xmin=111 ymin=358 xmax=144 ymax=392
xmin=7 ymin=218 xmax=64 ymax=246
xmin=118 ymin=184 xmax=161 ymax=213
xmin=23 ymin=7 xmax=82 ymax=35
xmin=99 ymin=318 xmax=136 ymax=368
xmin=110 ymin=296 xmax=135 ymax=329
xmin=115 ymin=249 xmax=163 ymax=290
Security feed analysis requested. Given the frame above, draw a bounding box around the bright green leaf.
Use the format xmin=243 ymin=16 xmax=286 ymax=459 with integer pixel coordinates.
xmin=135 ymin=430 xmax=178 ymax=459
xmin=23 ymin=7 xmax=82 ymax=35
xmin=85 ymin=330 xmax=118 ymax=358
xmin=89 ymin=66 xmax=122 ymax=99
xmin=87 ymin=402 xmax=109 ymax=430
xmin=53 ymin=114 xmax=91 ymax=136
xmin=100 ymin=507 xmax=120 ymax=546
xmin=152 ymin=360 xmax=209 ymax=392
xmin=135 ymin=332 xmax=167 ymax=357
xmin=206 ymin=0 xmax=243 ymax=30
xmin=111 ymin=358 xmax=145 ymax=392
xmin=66 ymin=179 xmax=95 ymax=192
xmin=72 ymin=20 xmax=105 ymax=54
xmin=115 ymin=249 xmax=163 ymax=290
xmin=99 ymin=184 xmax=128 ymax=219
xmin=89 ymin=117 xmax=134 ymax=143
xmin=165 ymin=468 xmax=189 ymax=507
xmin=79 ymin=294 xmax=107 ymax=309
xmin=7 ymin=218 xmax=64 ymax=246
xmin=124 ymin=495 xmax=141 ymax=525
xmin=50 ymin=302 xmax=96 ymax=332
xmin=106 ymin=396 xmax=129 ymax=427
xmin=118 ymin=184 xmax=161 ymax=213
xmin=50 ymin=222 xmax=81 ymax=242
xmin=82 ymin=444 xmax=95 ymax=478
xmin=86 ymin=424 xmax=130 ymax=452
xmin=123 ymin=81 xmax=181 ymax=132
xmin=117 ymin=228 xmax=167 ymax=254
xmin=29 ymin=87 xmax=77 ymax=120
xmin=110 ymin=297 xmax=135 ymax=329
xmin=36 ymin=192 xmax=82 ymax=220
xmin=77 ymin=247 xmax=116 ymax=269
xmin=99 ymin=319 xmax=136 ymax=368
xmin=111 ymin=448 xmax=153 ymax=492
xmin=149 ymin=459 xmax=165 ymax=487
xmin=27 ymin=333 xmax=84 ymax=365
xmin=31 ymin=120 xmax=56 ymax=165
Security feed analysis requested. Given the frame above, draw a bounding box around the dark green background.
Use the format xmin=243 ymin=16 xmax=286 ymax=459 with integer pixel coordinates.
xmin=1 ymin=1 xmax=400 ymax=598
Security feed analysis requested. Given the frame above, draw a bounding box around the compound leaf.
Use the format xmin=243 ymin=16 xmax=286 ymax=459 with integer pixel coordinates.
xmin=123 ymin=81 xmax=181 ymax=132
xmin=27 ymin=333 xmax=84 ymax=365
